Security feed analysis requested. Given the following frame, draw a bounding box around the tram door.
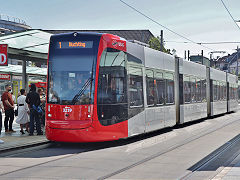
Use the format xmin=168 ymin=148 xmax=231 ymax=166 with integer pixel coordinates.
xmin=128 ymin=65 xmax=145 ymax=135
xmin=145 ymin=71 xmax=175 ymax=132
xmin=145 ymin=70 xmax=164 ymax=132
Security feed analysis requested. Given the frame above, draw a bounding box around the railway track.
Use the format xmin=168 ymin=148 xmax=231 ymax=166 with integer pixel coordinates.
xmin=97 ymin=115 xmax=240 ymax=179
xmin=0 ymin=113 xmax=239 ymax=179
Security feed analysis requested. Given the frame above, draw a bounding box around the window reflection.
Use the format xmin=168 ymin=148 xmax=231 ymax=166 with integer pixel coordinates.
xmin=97 ymin=48 xmax=128 ymax=126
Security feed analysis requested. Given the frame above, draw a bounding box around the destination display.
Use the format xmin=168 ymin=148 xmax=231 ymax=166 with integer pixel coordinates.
xmin=57 ymin=41 xmax=93 ymax=49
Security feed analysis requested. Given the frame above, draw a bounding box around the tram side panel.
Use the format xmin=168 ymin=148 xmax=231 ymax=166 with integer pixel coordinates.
xmin=238 ymin=81 xmax=240 ymax=110
xmin=126 ymin=42 xmax=146 ymax=137
xmin=227 ymin=73 xmax=238 ymax=112
xmin=209 ymin=68 xmax=227 ymax=116
xmin=179 ymin=59 xmax=208 ymax=123
xmin=143 ymin=47 xmax=176 ymax=133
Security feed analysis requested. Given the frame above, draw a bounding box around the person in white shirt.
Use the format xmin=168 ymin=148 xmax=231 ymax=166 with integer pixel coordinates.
xmin=16 ymin=89 xmax=29 ymax=134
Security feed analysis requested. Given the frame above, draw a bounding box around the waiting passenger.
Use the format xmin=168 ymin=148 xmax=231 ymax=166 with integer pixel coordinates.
xmin=26 ymin=84 xmax=42 ymax=136
xmin=16 ymin=89 xmax=29 ymax=134
xmin=2 ymin=84 xmax=15 ymax=133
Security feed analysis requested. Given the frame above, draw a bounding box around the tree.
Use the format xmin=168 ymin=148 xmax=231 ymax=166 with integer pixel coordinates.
xmin=148 ymin=36 xmax=171 ymax=54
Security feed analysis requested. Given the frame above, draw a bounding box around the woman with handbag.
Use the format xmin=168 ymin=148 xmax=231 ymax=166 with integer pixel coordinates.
xmin=16 ymin=89 xmax=29 ymax=134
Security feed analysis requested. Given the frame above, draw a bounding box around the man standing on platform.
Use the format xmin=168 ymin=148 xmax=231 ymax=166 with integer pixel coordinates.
xmin=26 ymin=84 xmax=42 ymax=136
xmin=2 ymin=84 xmax=15 ymax=133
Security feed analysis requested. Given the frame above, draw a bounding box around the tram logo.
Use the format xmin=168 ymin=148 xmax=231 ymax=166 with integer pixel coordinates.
xmin=112 ymin=40 xmax=124 ymax=48
xmin=63 ymin=107 xmax=72 ymax=113
xmin=112 ymin=40 xmax=118 ymax=46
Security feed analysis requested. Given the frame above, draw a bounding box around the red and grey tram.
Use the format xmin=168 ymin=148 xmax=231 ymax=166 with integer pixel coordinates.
xmin=46 ymin=32 xmax=238 ymax=143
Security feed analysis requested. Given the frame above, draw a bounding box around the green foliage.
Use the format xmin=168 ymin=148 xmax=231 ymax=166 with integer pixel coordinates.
xmin=148 ymin=36 xmax=171 ymax=54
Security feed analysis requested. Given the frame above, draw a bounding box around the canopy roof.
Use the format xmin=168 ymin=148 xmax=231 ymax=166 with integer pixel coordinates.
xmin=0 ymin=29 xmax=52 ymax=62
xmin=0 ymin=64 xmax=46 ymax=76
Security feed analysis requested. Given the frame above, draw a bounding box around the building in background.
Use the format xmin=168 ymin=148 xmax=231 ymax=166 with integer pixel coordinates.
xmin=0 ymin=14 xmax=31 ymax=35
xmin=215 ymin=51 xmax=240 ymax=75
xmin=189 ymin=55 xmax=211 ymax=67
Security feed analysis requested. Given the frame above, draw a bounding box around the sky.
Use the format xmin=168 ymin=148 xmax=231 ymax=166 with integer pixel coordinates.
xmin=1 ymin=0 xmax=240 ymax=59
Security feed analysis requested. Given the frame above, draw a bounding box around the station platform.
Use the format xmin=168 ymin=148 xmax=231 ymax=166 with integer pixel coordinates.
xmin=212 ymin=153 xmax=240 ymax=180
xmin=0 ymin=113 xmax=48 ymax=152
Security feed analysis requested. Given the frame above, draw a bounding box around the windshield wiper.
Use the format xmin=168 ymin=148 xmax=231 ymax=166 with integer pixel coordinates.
xmin=71 ymin=77 xmax=92 ymax=104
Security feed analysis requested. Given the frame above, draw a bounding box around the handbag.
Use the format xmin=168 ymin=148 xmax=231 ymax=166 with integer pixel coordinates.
xmin=33 ymin=104 xmax=43 ymax=114
xmin=14 ymin=108 xmax=18 ymax=116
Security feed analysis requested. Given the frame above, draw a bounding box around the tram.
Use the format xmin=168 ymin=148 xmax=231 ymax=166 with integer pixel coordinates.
xmin=46 ymin=32 xmax=238 ymax=142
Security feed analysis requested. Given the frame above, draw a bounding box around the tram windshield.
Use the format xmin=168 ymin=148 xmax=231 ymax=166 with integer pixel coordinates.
xmin=47 ymin=35 xmax=100 ymax=105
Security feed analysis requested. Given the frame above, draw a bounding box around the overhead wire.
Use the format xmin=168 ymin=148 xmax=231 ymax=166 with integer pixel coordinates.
xmin=165 ymin=41 xmax=240 ymax=45
xmin=220 ymin=0 xmax=240 ymax=32
xmin=219 ymin=0 xmax=240 ymax=69
xmin=119 ymin=0 xmax=215 ymax=51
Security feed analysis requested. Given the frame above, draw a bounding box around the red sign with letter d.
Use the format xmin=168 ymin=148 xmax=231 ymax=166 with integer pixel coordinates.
xmin=0 ymin=44 xmax=8 ymax=66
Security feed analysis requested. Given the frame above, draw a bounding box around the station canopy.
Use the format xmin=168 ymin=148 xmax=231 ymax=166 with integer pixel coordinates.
xmin=0 ymin=64 xmax=47 ymax=76
xmin=0 ymin=29 xmax=52 ymax=62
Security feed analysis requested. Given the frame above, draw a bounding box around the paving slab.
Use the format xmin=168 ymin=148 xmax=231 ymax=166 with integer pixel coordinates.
xmin=0 ymin=113 xmax=48 ymax=152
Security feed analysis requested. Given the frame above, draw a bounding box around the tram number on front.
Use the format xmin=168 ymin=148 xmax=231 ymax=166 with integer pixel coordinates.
xmin=63 ymin=107 xmax=72 ymax=113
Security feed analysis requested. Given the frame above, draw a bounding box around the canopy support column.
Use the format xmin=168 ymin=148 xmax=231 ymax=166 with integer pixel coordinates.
xmin=22 ymin=60 xmax=27 ymax=91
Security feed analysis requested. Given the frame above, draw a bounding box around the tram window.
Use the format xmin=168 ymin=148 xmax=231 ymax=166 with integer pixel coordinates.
xmin=229 ymin=85 xmax=232 ymax=100
xmin=236 ymin=85 xmax=238 ymax=100
xmin=234 ymin=85 xmax=237 ymax=100
xmin=165 ymin=72 xmax=174 ymax=104
xmin=221 ymin=83 xmax=225 ymax=100
xmin=234 ymin=86 xmax=236 ymax=100
xmin=127 ymin=53 xmax=142 ymax=64
xmin=231 ymin=85 xmax=234 ymax=100
xmin=235 ymin=85 xmax=238 ymax=100
xmin=98 ymin=48 xmax=127 ymax=104
xmin=97 ymin=48 xmax=128 ymax=126
xmin=217 ymin=81 xmax=221 ymax=101
xmin=232 ymin=85 xmax=235 ymax=100
xmin=219 ymin=83 xmax=222 ymax=100
xmin=221 ymin=83 xmax=224 ymax=100
xmin=129 ymin=67 xmax=144 ymax=107
xmin=230 ymin=84 xmax=237 ymax=100
xmin=155 ymin=72 xmax=165 ymax=105
xmin=223 ymin=84 xmax=227 ymax=100
xmin=201 ymin=79 xmax=206 ymax=102
xmin=233 ymin=85 xmax=235 ymax=100
xmin=233 ymin=85 xmax=236 ymax=100
xmin=238 ymin=85 xmax=240 ymax=100
xmin=183 ymin=76 xmax=191 ymax=103
xmin=196 ymin=78 xmax=201 ymax=102
xmin=146 ymin=69 xmax=155 ymax=106
xmin=191 ymin=77 xmax=196 ymax=103
xmin=213 ymin=80 xmax=218 ymax=101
